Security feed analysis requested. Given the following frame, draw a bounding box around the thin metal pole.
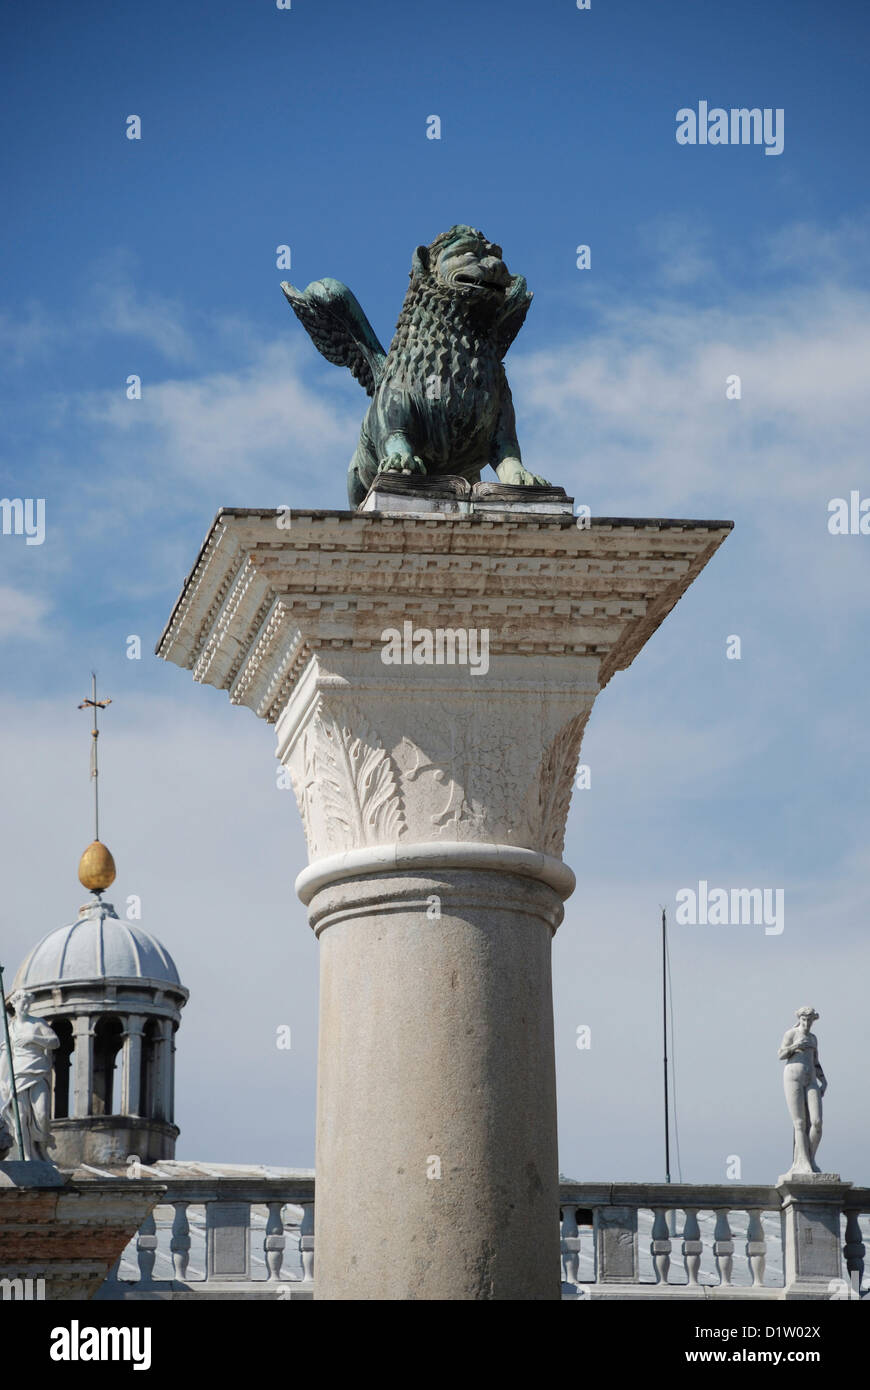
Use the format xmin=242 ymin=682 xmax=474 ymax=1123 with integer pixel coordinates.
xmin=0 ymin=965 xmax=26 ymax=1161
xmin=91 ymin=671 xmax=99 ymax=842
xmin=662 ymin=907 xmax=671 ymax=1185
xmin=79 ymin=673 xmax=110 ymax=844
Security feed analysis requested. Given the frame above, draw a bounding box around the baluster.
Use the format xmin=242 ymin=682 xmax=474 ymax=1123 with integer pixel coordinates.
xmin=682 ymin=1209 xmax=702 ymax=1286
xmin=713 ymin=1208 xmax=734 ymax=1286
xmin=844 ymin=1211 xmax=866 ymax=1298
xmin=265 ymin=1200 xmax=286 ymax=1282
xmin=170 ymin=1200 xmax=190 ymax=1281
xmin=560 ymin=1204 xmax=581 ymax=1287
xmin=745 ymin=1209 xmax=766 ymax=1287
xmin=299 ymin=1200 xmax=314 ymax=1283
xmin=136 ymin=1211 xmax=158 ymax=1286
xmin=651 ymin=1207 xmax=672 ymax=1284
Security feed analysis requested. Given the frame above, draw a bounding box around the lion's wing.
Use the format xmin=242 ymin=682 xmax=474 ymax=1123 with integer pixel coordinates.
xmin=495 ymin=275 xmax=533 ymax=359
xmin=281 ymin=277 xmax=387 ymax=396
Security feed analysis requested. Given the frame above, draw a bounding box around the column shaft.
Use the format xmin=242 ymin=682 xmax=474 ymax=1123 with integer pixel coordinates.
xmin=153 ymin=1020 xmax=173 ymax=1122
xmin=306 ymin=863 xmax=564 ymax=1300
xmin=121 ymin=1018 xmax=145 ymax=1116
xmin=71 ymin=1016 xmax=95 ymax=1118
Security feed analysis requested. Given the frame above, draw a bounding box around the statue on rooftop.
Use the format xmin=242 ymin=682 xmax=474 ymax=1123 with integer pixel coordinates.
xmin=0 ymin=990 xmax=59 ymax=1161
xmin=281 ymin=225 xmax=551 ymax=507
xmin=0 ymin=1110 xmax=12 ymax=1159
xmin=778 ymin=1006 xmax=827 ymax=1177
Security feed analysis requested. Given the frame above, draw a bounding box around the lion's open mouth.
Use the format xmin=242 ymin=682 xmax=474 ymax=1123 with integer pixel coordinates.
xmin=453 ymin=274 xmax=504 ymax=291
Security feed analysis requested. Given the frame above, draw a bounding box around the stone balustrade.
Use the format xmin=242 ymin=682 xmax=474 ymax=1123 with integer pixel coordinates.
xmin=94 ymin=1170 xmax=869 ymax=1300
xmin=559 ymin=1183 xmax=784 ymax=1299
xmin=92 ymin=1166 xmax=315 ymax=1300
xmin=560 ymin=1183 xmax=870 ymax=1300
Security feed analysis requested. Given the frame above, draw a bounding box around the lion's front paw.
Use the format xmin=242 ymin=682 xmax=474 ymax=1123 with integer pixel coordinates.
xmin=496 ymin=458 xmax=551 ymax=487
xmin=378 ymin=452 xmax=427 ymax=476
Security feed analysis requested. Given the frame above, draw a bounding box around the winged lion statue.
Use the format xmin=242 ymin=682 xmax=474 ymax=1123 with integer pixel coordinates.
xmin=281 ymin=225 xmax=550 ymax=507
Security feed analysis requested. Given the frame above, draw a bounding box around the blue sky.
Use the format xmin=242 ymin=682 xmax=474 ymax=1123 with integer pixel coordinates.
xmin=2 ymin=0 xmax=870 ymax=1187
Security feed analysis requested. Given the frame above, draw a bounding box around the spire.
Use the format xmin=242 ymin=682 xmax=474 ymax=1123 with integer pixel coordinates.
xmin=77 ymin=673 xmax=116 ymax=896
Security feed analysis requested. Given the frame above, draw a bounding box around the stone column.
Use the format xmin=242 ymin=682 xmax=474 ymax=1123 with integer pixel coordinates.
xmin=152 ymin=1019 xmax=173 ymax=1122
xmin=120 ymin=1015 xmax=146 ymax=1116
xmin=281 ymin=643 xmax=590 ymax=1301
xmin=158 ymin=499 xmax=731 ymax=1299
xmin=168 ymin=1029 xmax=176 ymax=1125
xmin=299 ymin=845 xmax=570 ymax=1299
xmin=71 ymin=1015 xmax=95 ymax=1119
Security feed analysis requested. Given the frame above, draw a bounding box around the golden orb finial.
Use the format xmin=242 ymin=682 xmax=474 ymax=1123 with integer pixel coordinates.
xmin=78 ymin=840 xmax=116 ymax=894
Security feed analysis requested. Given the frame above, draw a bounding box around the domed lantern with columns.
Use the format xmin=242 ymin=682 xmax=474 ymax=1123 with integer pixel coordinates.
xmin=3 ymin=677 xmax=189 ymax=1169
xmin=10 ymin=864 xmax=188 ymax=1169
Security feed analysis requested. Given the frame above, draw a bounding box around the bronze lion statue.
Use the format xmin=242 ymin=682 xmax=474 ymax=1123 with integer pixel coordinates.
xmin=281 ymin=225 xmax=549 ymax=506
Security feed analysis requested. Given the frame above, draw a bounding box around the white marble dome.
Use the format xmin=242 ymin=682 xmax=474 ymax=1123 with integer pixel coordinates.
xmin=13 ymin=899 xmax=182 ymax=989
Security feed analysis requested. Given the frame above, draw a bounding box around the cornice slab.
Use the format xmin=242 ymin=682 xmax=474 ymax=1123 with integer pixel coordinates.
xmin=157 ymin=509 xmax=732 ymax=716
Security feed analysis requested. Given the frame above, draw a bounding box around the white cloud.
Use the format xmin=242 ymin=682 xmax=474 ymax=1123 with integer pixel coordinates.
xmin=637 ymin=215 xmax=718 ymax=287
xmin=0 ymin=307 xmax=61 ymax=366
xmin=763 ymin=215 xmax=870 ymax=279
xmin=94 ymin=283 xmax=196 ymax=364
xmin=0 ymin=584 xmax=49 ymax=637
xmin=0 ymin=255 xmax=198 ymax=368
xmin=79 ymin=340 xmax=358 ymax=494
xmin=512 ymin=281 xmax=870 ymax=513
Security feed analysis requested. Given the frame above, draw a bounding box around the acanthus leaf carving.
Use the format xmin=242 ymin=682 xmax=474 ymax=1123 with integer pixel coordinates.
xmin=312 ymin=709 xmax=407 ymax=851
xmin=538 ymin=711 xmax=591 ymax=856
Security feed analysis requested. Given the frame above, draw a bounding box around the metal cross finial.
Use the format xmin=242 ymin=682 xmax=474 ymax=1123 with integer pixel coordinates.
xmin=78 ymin=672 xmax=111 ymax=842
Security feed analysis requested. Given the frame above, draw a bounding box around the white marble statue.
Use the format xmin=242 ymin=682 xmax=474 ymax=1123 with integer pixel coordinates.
xmin=0 ymin=1110 xmax=13 ymax=1158
xmin=778 ymin=1006 xmax=827 ymax=1177
xmin=0 ymin=990 xmax=59 ymax=1161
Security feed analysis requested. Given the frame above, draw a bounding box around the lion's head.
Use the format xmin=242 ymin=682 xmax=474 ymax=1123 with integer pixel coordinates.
xmin=387 ymin=226 xmax=532 ymax=374
xmin=409 ymin=225 xmax=526 ymax=314
xmin=415 ymin=225 xmax=512 ymax=299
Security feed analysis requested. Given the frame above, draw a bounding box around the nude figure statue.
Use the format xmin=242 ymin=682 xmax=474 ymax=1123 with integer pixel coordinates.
xmin=778 ymin=1006 xmax=827 ymax=1176
xmin=0 ymin=990 xmax=59 ymax=1161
